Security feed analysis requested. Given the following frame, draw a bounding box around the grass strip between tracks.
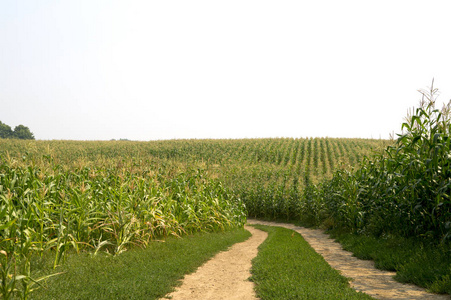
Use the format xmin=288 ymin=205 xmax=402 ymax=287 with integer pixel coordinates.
xmin=250 ymin=224 xmax=375 ymax=300
xmin=29 ymin=228 xmax=251 ymax=300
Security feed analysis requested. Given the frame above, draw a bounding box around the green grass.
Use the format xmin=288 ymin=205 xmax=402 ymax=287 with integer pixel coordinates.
xmin=249 ymin=225 xmax=374 ymax=300
xmin=329 ymin=230 xmax=451 ymax=295
xmin=29 ymin=228 xmax=251 ymax=300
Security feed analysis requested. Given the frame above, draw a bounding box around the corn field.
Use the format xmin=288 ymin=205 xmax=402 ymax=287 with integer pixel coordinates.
xmin=4 ymin=84 xmax=451 ymax=297
xmin=0 ymin=143 xmax=247 ymax=298
xmin=0 ymin=137 xmax=383 ymax=264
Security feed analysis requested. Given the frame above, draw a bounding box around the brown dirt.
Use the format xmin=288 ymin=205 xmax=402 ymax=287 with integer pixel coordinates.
xmin=248 ymin=219 xmax=450 ymax=300
xmin=164 ymin=225 xmax=267 ymax=300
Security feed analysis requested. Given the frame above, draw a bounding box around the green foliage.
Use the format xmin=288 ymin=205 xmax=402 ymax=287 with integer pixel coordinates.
xmin=0 ymin=122 xmax=13 ymax=139
xmin=12 ymin=125 xmax=34 ymax=140
xmin=250 ymin=225 xmax=374 ymax=299
xmin=0 ymin=156 xmax=246 ymax=256
xmin=220 ymin=138 xmax=384 ymax=220
xmin=0 ymin=122 xmax=34 ymax=140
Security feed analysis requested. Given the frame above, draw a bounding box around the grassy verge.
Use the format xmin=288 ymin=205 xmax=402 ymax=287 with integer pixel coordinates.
xmin=249 ymin=225 xmax=374 ymax=299
xmin=329 ymin=230 xmax=451 ymax=295
xmin=29 ymin=228 xmax=251 ymax=300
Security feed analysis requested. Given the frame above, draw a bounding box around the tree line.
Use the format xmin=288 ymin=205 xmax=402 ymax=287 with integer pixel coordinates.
xmin=0 ymin=121 xmax=35 ymax=139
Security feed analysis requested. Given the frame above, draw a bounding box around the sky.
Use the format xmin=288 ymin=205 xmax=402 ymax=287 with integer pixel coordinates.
xmin=1 ymin=1 xmax=451 ymax=141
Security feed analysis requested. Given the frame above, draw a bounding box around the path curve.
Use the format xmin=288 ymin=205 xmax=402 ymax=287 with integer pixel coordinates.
xmin=165 ymin=225 xmax=267 ymax=300
xmin=248 ymin=219 xmax=449 ymax=300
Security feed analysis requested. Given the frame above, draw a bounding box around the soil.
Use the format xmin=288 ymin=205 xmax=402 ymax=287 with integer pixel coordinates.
xmin=248 ymin=219 xmax=450 ymax=300
xmin=164 ymin=225 xmax=267 ymax=300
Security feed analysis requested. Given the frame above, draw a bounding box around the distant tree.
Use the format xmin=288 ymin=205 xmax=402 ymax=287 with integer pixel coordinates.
xmin=0 ymin=121 xmax=13 ymax=138
xmin=13 ymin=125 xmax=35 ymax=140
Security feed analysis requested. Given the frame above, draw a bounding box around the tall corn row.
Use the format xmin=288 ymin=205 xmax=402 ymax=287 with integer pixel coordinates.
xmin=302 ymin=85 xmax=451 ymax=242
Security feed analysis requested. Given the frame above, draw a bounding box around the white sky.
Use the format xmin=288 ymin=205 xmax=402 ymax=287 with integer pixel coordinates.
xmin=1 ymin=1 xmax=450 ymax=141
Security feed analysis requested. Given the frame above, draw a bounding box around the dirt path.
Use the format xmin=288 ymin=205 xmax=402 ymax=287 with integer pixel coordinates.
xmin=248 ymin=219 xmax=450 ymax=300
xmin=164 ymin=225 xmax=267 ymax=300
